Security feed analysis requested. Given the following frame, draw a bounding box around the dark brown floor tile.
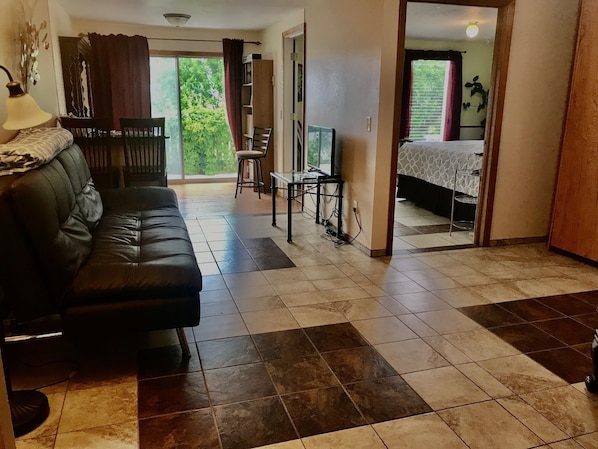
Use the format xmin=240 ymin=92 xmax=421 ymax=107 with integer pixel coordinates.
xmin=139 ymin=409 xmax=220 ymax=449
xmin=536 ymin=294 xmax=597 ymax=316
xmin=498 ymin=299 xmax=564 ymax=322
xmin=393 ymin=224 xmax=420 ymax=237
xmin=572 ymin=342 xmax=593 ymax=359
xmin=572 ymin=290 xmax=598 ymax=306
xmin=252 ymin=329 xmax=317 ymax=361
xmin=198 ymin=336 xmax=260 ymax=370
xmin=304 ymin=323 xmax=368 ymax=352
xmin=215 ymin=396 xmax=297 ymax=449
xmin=204 ymin=363 xmax=277 ymax=405
xmin=241 ymin=237 xmax=279 ymax=249
xmin=265 ymin=355 xmax=339 ymax=394
xmin=254 ymin=255 xmax=295 ymax=271
xmin=533 ymin=318 xmax=595 ymax=346
xmin=138 ymin=372 xmax=210 ymax=418
xmin=138 ymin=345 xmax=201 ymax=380
xmin=322 ymin=346 xmax=397 ymax=384
xmin=412 ymin=224 xmax=451 ymax=234
xmin=490 ymin=324 xmax=566 ymax=353
xmin=345 ymin=376 xmax=431 ymax=424
xmin=458 ymin=304 xmax=524 ymax=328
xmin=572 ymin=313 xmax=598 ymax=330
xmin=282 ymin=386 xmax=365 ymax=437
xmin=527 ymin=347 xmax=592 ymax=384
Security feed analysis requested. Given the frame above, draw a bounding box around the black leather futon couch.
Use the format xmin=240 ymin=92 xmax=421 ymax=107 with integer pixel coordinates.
xmin=0 ymin=144 xmax=202 ymax=355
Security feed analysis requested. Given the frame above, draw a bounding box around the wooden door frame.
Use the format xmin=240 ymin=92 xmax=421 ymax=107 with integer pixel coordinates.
xmin=387 ymin=0 xmax=516 ymax=253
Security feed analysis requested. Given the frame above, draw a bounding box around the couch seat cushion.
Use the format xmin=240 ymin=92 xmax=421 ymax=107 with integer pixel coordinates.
xmin=68 ymin=205 xmax=202 ymax=306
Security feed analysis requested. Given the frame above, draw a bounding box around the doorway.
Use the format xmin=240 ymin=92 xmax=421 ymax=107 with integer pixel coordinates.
xmin=387 ymin=0 xmax=516 ymax=254
xmin=394 ymin=2 xmax=497 ymax=251
xmin=283 ymin=24 xmax=306 ymax=173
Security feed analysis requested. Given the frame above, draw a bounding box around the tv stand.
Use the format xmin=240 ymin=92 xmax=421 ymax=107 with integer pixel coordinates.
xmin=270 ymin=171 xmax=344 ymax=243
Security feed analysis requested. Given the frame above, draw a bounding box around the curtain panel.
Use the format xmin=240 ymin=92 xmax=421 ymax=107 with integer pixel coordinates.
xmin=89 ymin=33 xmax=151 ymax=129
xmin=222 ymin=38 xmax=244 ymax=152
xmin=400 ymin=49 xmax=463 ymax=141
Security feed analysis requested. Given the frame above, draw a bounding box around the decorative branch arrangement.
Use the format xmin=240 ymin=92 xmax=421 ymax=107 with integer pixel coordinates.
xmin=19 ymin=20 xmax=50 ymax=92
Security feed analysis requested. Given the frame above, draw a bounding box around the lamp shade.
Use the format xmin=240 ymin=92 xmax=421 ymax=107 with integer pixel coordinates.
xmin=163 ymin=13 xmax=191 ymax=27
xmin=4 ymin=93 xmax=52 ymax=130
xmin=466 ymin=22 xmax=479 ymax=38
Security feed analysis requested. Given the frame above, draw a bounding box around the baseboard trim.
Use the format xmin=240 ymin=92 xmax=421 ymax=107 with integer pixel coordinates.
xmin=488 ymin=236 xmax=547 ymax=247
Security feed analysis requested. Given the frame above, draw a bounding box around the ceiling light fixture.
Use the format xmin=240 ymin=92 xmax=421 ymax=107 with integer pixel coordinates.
xmin=466 ymin=21 xmax=479 ymax=38
xmin=163 ymin=13 xmax=191 ymax=27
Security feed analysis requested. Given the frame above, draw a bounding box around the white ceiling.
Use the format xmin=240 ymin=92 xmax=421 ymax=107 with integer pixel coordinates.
xmin=54 ymin=0 xmax=497 ymax=40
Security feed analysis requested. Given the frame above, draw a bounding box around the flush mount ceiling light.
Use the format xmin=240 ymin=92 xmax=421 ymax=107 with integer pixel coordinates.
xmin=466 ymin=21 xmax=479 ymax=38
xmin=163 ymin=13 xmax=191 ymax=27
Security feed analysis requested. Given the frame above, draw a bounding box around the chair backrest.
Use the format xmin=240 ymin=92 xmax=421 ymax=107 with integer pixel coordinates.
xmin=251 ymin=127 xmax=273 ymax=157
xmin=120 ymin=118 xmax=166 ymax=178
xmin=59 ymin=117 xmax=113 ymax=175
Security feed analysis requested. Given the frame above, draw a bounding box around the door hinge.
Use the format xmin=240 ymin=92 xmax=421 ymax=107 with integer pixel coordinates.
xmin=291 ymin=52 xmax=299 ymax=61
xmin=291 ymin=112 xmax=298 ymax=120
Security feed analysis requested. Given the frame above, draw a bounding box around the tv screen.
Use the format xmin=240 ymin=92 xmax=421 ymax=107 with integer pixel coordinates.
xmin=307 ymin=125 xmax=337 ymax=176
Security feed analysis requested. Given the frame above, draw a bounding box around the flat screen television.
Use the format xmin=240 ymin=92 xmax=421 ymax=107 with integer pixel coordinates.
xmin=306 ymin=125 xmax=340 ymax=177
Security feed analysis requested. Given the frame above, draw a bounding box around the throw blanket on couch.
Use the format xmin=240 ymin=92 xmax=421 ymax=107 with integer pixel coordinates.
xmin=0 ymin=127 xmax=74 ymax=175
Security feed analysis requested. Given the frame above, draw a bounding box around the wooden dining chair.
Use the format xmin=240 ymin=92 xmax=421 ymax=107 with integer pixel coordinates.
xmin=59 ymin=116 xmax=119 ymax=189
xmin=120 ymin=117 xmax=167 ymax=187
xmin=235 ymin=126 xmax=273 ymax=199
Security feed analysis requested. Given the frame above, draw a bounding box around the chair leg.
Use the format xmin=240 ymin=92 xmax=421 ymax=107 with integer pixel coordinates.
xmin=256 ymin=159 xmax=262 ymax=199
xmin=176 ymin=327 xmax=192 ymax=359
xmin=235 ymin=159 xmax=243 ymax=198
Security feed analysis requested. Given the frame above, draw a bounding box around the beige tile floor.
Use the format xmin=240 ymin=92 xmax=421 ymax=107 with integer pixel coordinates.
xmin=394 ymin=199 xmax=474 ymax=250
xmin=13 ymin=184 xmax=598 ymax=448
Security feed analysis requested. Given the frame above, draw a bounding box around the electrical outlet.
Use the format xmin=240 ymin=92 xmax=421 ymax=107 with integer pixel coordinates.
xmin=353 ymin=200 xmax=358 ymax=210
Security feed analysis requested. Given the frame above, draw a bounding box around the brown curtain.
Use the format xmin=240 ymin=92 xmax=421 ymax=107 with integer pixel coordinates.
xmin=89 ymin=33 xmax=151 ymax=129
xmin=400 ymin=50 xmax=463 ymax=141
xmin=222 ymin=38 xmax=244 ymax=152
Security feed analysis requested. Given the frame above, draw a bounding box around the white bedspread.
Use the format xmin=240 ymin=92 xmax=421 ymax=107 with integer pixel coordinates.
xmin=398 ymin=140 xmax=484 ymax=197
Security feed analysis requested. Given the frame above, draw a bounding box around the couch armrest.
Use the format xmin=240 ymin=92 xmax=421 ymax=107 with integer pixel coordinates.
xmin=100 ymin=187 xmax=179 ymax=211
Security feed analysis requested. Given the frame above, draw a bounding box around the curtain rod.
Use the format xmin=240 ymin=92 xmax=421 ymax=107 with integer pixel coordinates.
xmin=148 ymin=37 xmax=262 ymax=45
xmin=79 ymin=34 xmax=261 ymax=45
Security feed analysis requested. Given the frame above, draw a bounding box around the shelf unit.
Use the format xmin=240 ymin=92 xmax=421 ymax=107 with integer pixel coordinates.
xmin=449 ymin=168 xmax=480 ymax=235
xmin=241 ymin=59 xmax=273 ymax=192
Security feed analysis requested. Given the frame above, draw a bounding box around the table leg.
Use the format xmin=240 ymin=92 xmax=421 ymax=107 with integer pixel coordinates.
xmin=287 ymin=183 xmax=293 ymax=243
xmin=338 ymin=180 xmax=344 ymax=239
xmin=271 ymin=175 xmax=277 ymax=226
xmin=316 ymin=180 xmax=321 ymax=224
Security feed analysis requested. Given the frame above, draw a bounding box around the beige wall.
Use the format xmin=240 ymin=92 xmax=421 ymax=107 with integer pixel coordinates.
xmin=305 ymin=0 xmax=388 ymax=250
xmin=490 ymin=0 xmax=579 ymax=241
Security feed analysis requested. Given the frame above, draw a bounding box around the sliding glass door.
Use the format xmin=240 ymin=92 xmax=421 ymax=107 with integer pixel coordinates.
xmin=150 ymin=56 xmax=236 ymax=181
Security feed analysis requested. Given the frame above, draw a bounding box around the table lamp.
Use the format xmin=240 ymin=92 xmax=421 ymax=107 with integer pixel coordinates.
xmin=0 ymin=64 xmax=51 ymax=437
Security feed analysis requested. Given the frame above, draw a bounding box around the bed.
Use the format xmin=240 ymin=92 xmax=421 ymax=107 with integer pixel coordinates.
xmin=397 ymin=140 xmax=484 ymax=219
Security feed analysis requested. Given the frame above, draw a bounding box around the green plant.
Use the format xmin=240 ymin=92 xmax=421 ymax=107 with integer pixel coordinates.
xmin=463 ymin=75 xmax=489 ymax=129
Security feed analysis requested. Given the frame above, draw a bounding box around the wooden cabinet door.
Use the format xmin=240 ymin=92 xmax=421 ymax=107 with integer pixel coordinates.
xmin=550 ymin=0 xmax=598 ymax=261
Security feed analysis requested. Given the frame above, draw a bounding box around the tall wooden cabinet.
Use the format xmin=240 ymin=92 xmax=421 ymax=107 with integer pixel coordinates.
xmin=549 ymin=0 xmax=598 ymax=261
xmin=242 ymin=59 xmax=274 ymax=192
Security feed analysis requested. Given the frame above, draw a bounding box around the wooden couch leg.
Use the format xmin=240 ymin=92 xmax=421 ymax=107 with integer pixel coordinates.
xmin=586 ymin=330 xmax=598 ymax=393
xmin=176 ymin=328 xmax=191 ymax=359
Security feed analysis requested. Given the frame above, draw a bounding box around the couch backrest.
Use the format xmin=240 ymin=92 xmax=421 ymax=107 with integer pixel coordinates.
xmin=0 ymin=144 xmax=103 ymax=321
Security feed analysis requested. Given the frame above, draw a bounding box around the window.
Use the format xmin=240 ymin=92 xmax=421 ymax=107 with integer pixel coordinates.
xmin=150 ymin=56 xmax=236 ymax=180
xmin=408 ymin=59 xmax=450 ymax=141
